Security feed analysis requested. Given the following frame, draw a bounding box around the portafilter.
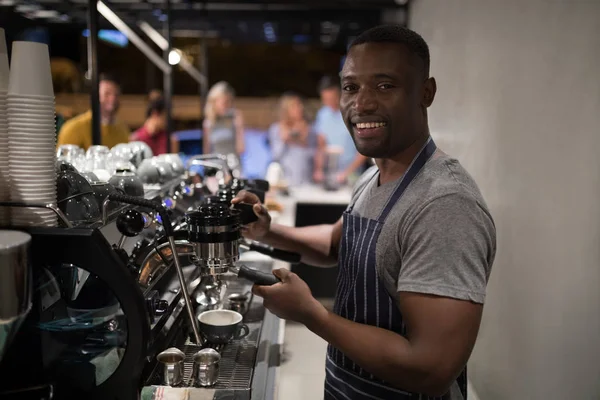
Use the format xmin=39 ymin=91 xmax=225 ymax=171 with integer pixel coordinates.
xmin=185 ymin=203 xmax=293 ymax=286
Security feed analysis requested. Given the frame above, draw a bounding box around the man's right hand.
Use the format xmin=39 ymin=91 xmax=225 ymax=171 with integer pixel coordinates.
xmin=231 ymin=190 xmax=271 ymax=240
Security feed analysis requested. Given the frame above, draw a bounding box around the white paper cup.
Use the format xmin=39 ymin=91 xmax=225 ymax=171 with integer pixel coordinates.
xmin=10 ymin=170 xmax=55 ymax=176
xmin=9 ymin=142 xmax=56 ymax=149
xmin=7 ymin=94 xmax=54 ymax=102
xmin=8 ymin=115 xmax=55 ymax=122
xmin=0 ymin=29 xmax=8 ymax=92
xmin=8 ymin=41 xmax=54 ymax=97
xmin=8 ymin=106 xmax=56 ymax=113
xmin=8 ymin=127 xmax=56 ymax=135
xmin=8 ymin=125 xmax=56 ymax=133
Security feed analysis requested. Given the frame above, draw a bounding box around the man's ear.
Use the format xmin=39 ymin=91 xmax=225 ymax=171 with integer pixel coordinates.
xmin=422 ymin=77 xmax=437 ymax=108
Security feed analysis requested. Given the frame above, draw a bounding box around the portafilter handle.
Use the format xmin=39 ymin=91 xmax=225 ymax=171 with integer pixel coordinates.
xmin=230 ymin=265 xmax=281 ymax=286
xmin=239 ymin=240 xmax=302 ymax=264
xmin=104 ymin=193 xmax=203 ymax=345
xmin=186 ymin=154 xmax=232 ymax=186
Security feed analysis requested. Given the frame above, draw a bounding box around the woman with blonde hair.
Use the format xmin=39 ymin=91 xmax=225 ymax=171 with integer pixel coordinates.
xmin=202 ymin=81 xmax=245 ymax=170
xmin=268 ymin=92 xmax=318 ymax=186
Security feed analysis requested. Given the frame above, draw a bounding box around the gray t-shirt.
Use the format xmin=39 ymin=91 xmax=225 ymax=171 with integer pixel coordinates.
xmin=348 ymin=150 xmax=495 ymax=399
xmin=350 ymin=150 xmax=496 ymax=306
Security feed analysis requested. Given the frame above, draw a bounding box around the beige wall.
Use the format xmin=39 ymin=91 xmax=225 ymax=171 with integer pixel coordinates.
xmin=410 ymin=0 xmax=600 ymax=398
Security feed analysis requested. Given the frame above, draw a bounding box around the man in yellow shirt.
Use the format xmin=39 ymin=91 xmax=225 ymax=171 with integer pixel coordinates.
xmin=57 ymin=73 xmax=130 ymax=150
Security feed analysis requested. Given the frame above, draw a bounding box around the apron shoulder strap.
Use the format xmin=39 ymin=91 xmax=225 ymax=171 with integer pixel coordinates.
xmin=347 ymin=167 xmax=379 ymax=213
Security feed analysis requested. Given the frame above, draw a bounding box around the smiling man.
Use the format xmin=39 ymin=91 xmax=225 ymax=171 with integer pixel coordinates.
xmin=233 ymin=25 xmax=496 ymax=399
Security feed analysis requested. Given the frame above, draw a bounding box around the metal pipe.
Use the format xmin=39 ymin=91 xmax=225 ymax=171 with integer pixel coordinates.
xmin=97 ymin=1 xmax=171 ymax=74
xmin=138 ymin=22 xmax=208 ymax=90
xmin=168 ymin=236 xmax=203 ymax=345
xmin=163 ymin=0 xmax=173 ymax=153
xmin=200 ymin=37 xmax=208 ymax=123
xmin=88 ymin=0 xmax=101 ymax=146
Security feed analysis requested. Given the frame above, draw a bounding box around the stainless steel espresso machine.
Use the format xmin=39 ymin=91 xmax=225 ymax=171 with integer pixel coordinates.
xmin=0 ymin=154 xmax=299 ymax=400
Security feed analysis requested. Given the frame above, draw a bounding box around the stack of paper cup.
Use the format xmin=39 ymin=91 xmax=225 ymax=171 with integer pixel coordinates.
xmin=0 ymin=29 xmax=9 ymax=227
xmin=7 ymin=41 xmax=57 ymax=227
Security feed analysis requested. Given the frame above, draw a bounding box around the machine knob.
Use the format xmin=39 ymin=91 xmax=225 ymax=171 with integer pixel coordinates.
xmin=182 ymin=185 xmax=194 ymax=197
xmin=116 ymin=209 xmax=146 ymax=237
xmin=155 ymin=300 xmax=169 ymax=316
xmin=144 ymin=290 xmax=169 ymax=319
xmin=162 ymin=197 xmax=176 ymax=210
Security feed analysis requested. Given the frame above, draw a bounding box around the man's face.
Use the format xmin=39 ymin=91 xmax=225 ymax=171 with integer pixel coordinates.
xmin=340 ymin=42 xmax=434 ymax=159
xmin=214 ymin=94 xmax=233 ymax=116
xmin=320 ymin=88 xmax=340 ymax=110
xmin=155 ymin=110 xmax=167 ymax=130
xmin=99 ymin=80 xmax=121 ymax=117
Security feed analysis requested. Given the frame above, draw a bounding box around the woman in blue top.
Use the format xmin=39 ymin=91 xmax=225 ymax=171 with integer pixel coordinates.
xmin=268 ymin=93 xmax=318 ymax=186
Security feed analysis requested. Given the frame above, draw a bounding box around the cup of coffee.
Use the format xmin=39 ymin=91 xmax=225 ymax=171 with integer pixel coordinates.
xmin=197 ymin=310 xmax=249 ymax=344
xmin=156 ymin=347 xmax=185 ymax=386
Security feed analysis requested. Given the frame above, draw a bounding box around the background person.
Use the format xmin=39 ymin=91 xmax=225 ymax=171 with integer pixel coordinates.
xmin=233 ymin=25 xmax=496 ymax=399
xmin=57 ymin=73 xmax=129 ymax=150
xmin=130 ymin=98 xmax=168 ymax=155
xmin=268 ymin=92 xmax=318 ymax=186
xmin=313 ymin=76 xmax=367 ymax=184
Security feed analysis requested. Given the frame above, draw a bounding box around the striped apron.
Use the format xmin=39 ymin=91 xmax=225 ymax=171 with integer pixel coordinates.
xmin=324 ymin=138 xmax=468 ymax=400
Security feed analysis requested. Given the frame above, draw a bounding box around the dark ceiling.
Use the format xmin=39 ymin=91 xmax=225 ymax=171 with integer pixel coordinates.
xmin=1 ymin=0 xmax=410 ymax=47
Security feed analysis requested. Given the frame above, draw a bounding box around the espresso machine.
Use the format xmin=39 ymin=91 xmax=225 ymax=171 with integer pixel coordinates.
xmin=0 ymin=154 xmax=298 ymax=399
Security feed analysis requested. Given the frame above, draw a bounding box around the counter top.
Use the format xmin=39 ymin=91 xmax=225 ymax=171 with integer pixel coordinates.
xmin=283 ymin=184 xmax=353 ymax=205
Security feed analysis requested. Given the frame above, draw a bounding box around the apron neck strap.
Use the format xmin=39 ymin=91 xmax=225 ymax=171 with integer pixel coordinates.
xmin=377 ymin=137 xmax=437 ymax=223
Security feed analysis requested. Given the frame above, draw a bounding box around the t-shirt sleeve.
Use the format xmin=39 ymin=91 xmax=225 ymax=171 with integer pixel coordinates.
xmin=397 ymin=192 xmax=496 ymax=304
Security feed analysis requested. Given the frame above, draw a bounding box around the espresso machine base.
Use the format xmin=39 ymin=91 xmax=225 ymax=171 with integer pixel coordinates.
xmin=142 ymin=260 xmax=277 ymax=400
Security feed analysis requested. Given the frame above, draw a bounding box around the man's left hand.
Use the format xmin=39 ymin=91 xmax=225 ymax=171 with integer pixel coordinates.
xmin=252 ymin=269 xmax=326 ymax=325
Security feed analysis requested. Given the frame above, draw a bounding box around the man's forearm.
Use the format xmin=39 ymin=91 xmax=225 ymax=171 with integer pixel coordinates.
xmin=306 ymin=309 xmax=451 ymax=396
xmin=262 ymin=223 xmax=337 ymax=267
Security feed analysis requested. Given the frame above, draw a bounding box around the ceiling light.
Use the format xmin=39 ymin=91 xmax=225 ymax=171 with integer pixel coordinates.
xmin=33 ymin=10 xmax=60 ymax=18
xmin=16 ymin=4 xmax=41 ymax=12
xmin=168 ymin=49 xmax=181 ymax=65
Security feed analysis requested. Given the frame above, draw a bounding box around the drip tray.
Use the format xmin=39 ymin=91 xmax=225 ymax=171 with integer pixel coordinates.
xmin=146 ymin=260 xmax=272 ymax=397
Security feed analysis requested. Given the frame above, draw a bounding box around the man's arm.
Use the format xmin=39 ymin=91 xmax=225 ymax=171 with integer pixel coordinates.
xmin=263 ymin=221 xmax=342 ymax=267
xmin=202 ymin=119 xmax=211 ymax=154
xmin=254 ymin=192 xmax=496 ymax=396
xmin=234 ymin=111 xmax=245 ymax=155
xmin=304 ymin=291 xmax=482 ymax=396
xmin=233 ymin=190 xmax=342 ymax=267
xmin=309 ymin=193 xmax=494 ymax=395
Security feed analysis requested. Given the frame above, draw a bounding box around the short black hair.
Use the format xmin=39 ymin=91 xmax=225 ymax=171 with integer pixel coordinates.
xmin=317 ymin=75 xmax=340 ymax=93
xmin=99 ymin=72 xmax=120 ymax=87
xmin=146 ymin=98 xmax=165 ymax=118
xmin=349 ymin=25 xmax=430 ymax=77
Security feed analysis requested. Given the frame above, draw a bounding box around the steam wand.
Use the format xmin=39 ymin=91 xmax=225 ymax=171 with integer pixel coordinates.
xmin=186 ymin=154 xmax=233 ymax=187
xmin=104 ymin=193 xmax=203 ymax=345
